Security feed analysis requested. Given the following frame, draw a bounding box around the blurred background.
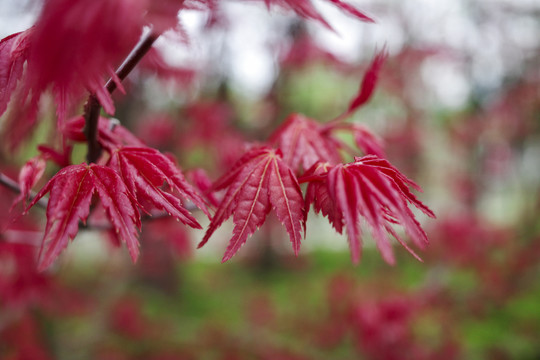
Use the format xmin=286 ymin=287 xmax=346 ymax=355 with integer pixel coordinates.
xmin=1 ymin=0 xmax=540 ymax=359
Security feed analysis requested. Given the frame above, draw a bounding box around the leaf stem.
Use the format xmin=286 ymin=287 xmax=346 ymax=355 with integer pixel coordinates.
xmin=84 ymin=30 xmax=160 ymax=163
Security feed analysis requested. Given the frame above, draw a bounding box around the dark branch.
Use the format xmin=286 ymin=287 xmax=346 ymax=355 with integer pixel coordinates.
xmin=83 ymin=30 xmax=160 ymax=163
xmin=83 ymin=95 xmax=102 ymax=163
xmin=0 ymin=172 xmax=48 ymax=209
xmin=105 ymin=31 xmax=160 ymax=93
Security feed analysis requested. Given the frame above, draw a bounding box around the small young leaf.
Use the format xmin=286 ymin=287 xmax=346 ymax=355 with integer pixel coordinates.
xmin=346 ymin=48 xmax=388 ymax=114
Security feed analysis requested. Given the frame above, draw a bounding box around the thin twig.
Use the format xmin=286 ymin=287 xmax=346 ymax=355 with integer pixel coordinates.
xmin=80 ymin=207 xmax=200 ymax=232
xmin=105 ymin=31 xmax=160 ymax=94
xmin=84 ymin=30 xmax=160 ymax=163
xmin=0 ymin=172 xmax=48 ymax=209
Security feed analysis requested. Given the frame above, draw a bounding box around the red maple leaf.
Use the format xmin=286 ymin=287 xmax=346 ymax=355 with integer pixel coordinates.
xmin=303 ymin=162 xmax=343 ymax=233
xmin=199 ymin=147 xmax=306 ymax=262
xmin=271 ymin=49 xmax=389 ymax=173
xmin=108 ymin=146 xmax=210 ymax=227
xmin=27 ymin=164 xmax=141 ymax=270
xmin=301 ymin=155 xmax=434 ymax=264
xmin=25 ymin=0 xmax=143 ymax=117
xmin=270 ymin=113 xmax=343 ymax=173
xmin=345 ymin=47 xmax=388 ymax=114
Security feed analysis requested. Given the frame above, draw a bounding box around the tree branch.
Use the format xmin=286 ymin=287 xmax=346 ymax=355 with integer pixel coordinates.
xmin=84 ymin=30 xmax=160 ymax=163
xmin=105 ymin=31 xmax=160 ymax=94
xmin=0 ymin=172 xmax=48 ymax=209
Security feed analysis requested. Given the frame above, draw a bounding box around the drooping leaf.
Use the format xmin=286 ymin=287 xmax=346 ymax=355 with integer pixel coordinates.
xmin=26 ymin=164 xmax=141 ymax=270
xmin=300 ymin=155 xmax=434 ymax=264
xmin=0 ymin=31 xmax=30 ymax=118
xmin=37 ymin=144 xmax=72 ymax=168
xmin=0 ymin=30 xmax=37 ymax=149
xmin=199 ymin=147 xmax=306 ymax=262
xmin=109 ymin=147 xmax=210 ymax=227
xmin=25 ymin=0 xmax=144 ymax=117
xmin=346 ymin=47 xmax=388 ymax=114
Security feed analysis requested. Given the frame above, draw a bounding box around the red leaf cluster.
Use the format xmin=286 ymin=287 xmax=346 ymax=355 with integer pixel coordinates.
xmin=0 ymin=0 xmax=435 ymax=270
xmin=301 ymin=156 xmax=435 ymax=264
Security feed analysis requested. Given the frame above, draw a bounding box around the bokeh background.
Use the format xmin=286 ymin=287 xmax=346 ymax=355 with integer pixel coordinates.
xmin=1 ymin=0 xmax=540 ymax=359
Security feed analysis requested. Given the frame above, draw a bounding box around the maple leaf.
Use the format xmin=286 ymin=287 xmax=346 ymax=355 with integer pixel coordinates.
xmin=199 ymin=147 xmax=306 ymax=262
xmin=0 ymin=30 xmax=36 ymax=149
xmin=345 ymin=47 xmax=388 ymax=115
xmin=0 ymin=30 xmax=30 ymax=118
xmin=26 ymin=0 xmax=143 ymax=116
xmin=303 ymin=162 xmax=343 ymax=233
xmin=301 ymin=155 xmax=434 ymax=264
xmin=109 ymin=146 xmax=210 ymax=227
xmin=270 ymin=113 xmax=343 ymax=173
xmin=27 ymin=164 xmax=141 ymax=270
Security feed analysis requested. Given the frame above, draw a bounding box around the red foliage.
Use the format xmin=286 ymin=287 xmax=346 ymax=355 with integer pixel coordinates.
xmin=0 ymin=0 xmax=436 ymax=320
xmin=200 ymin=147 xmax=306 ymax=262
xmin=0 ymin=31 xmax=30 ymax=118
xmin=301 ymin=155 xmax=434 ymax=264
xmin=346 ymin=47 xmax=388 ymax=114
xmin=0 ymin=242 xmax=52 ymax=307
xmin=27 ymin=163 xmax=141 ymax=270
xmin=0 ymin=313 xmax=53 ymax=360
xmin=109 ymin=146 xmax=209 ymax=225
xmin=270 ymin=113 xmax=343 ymax=173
